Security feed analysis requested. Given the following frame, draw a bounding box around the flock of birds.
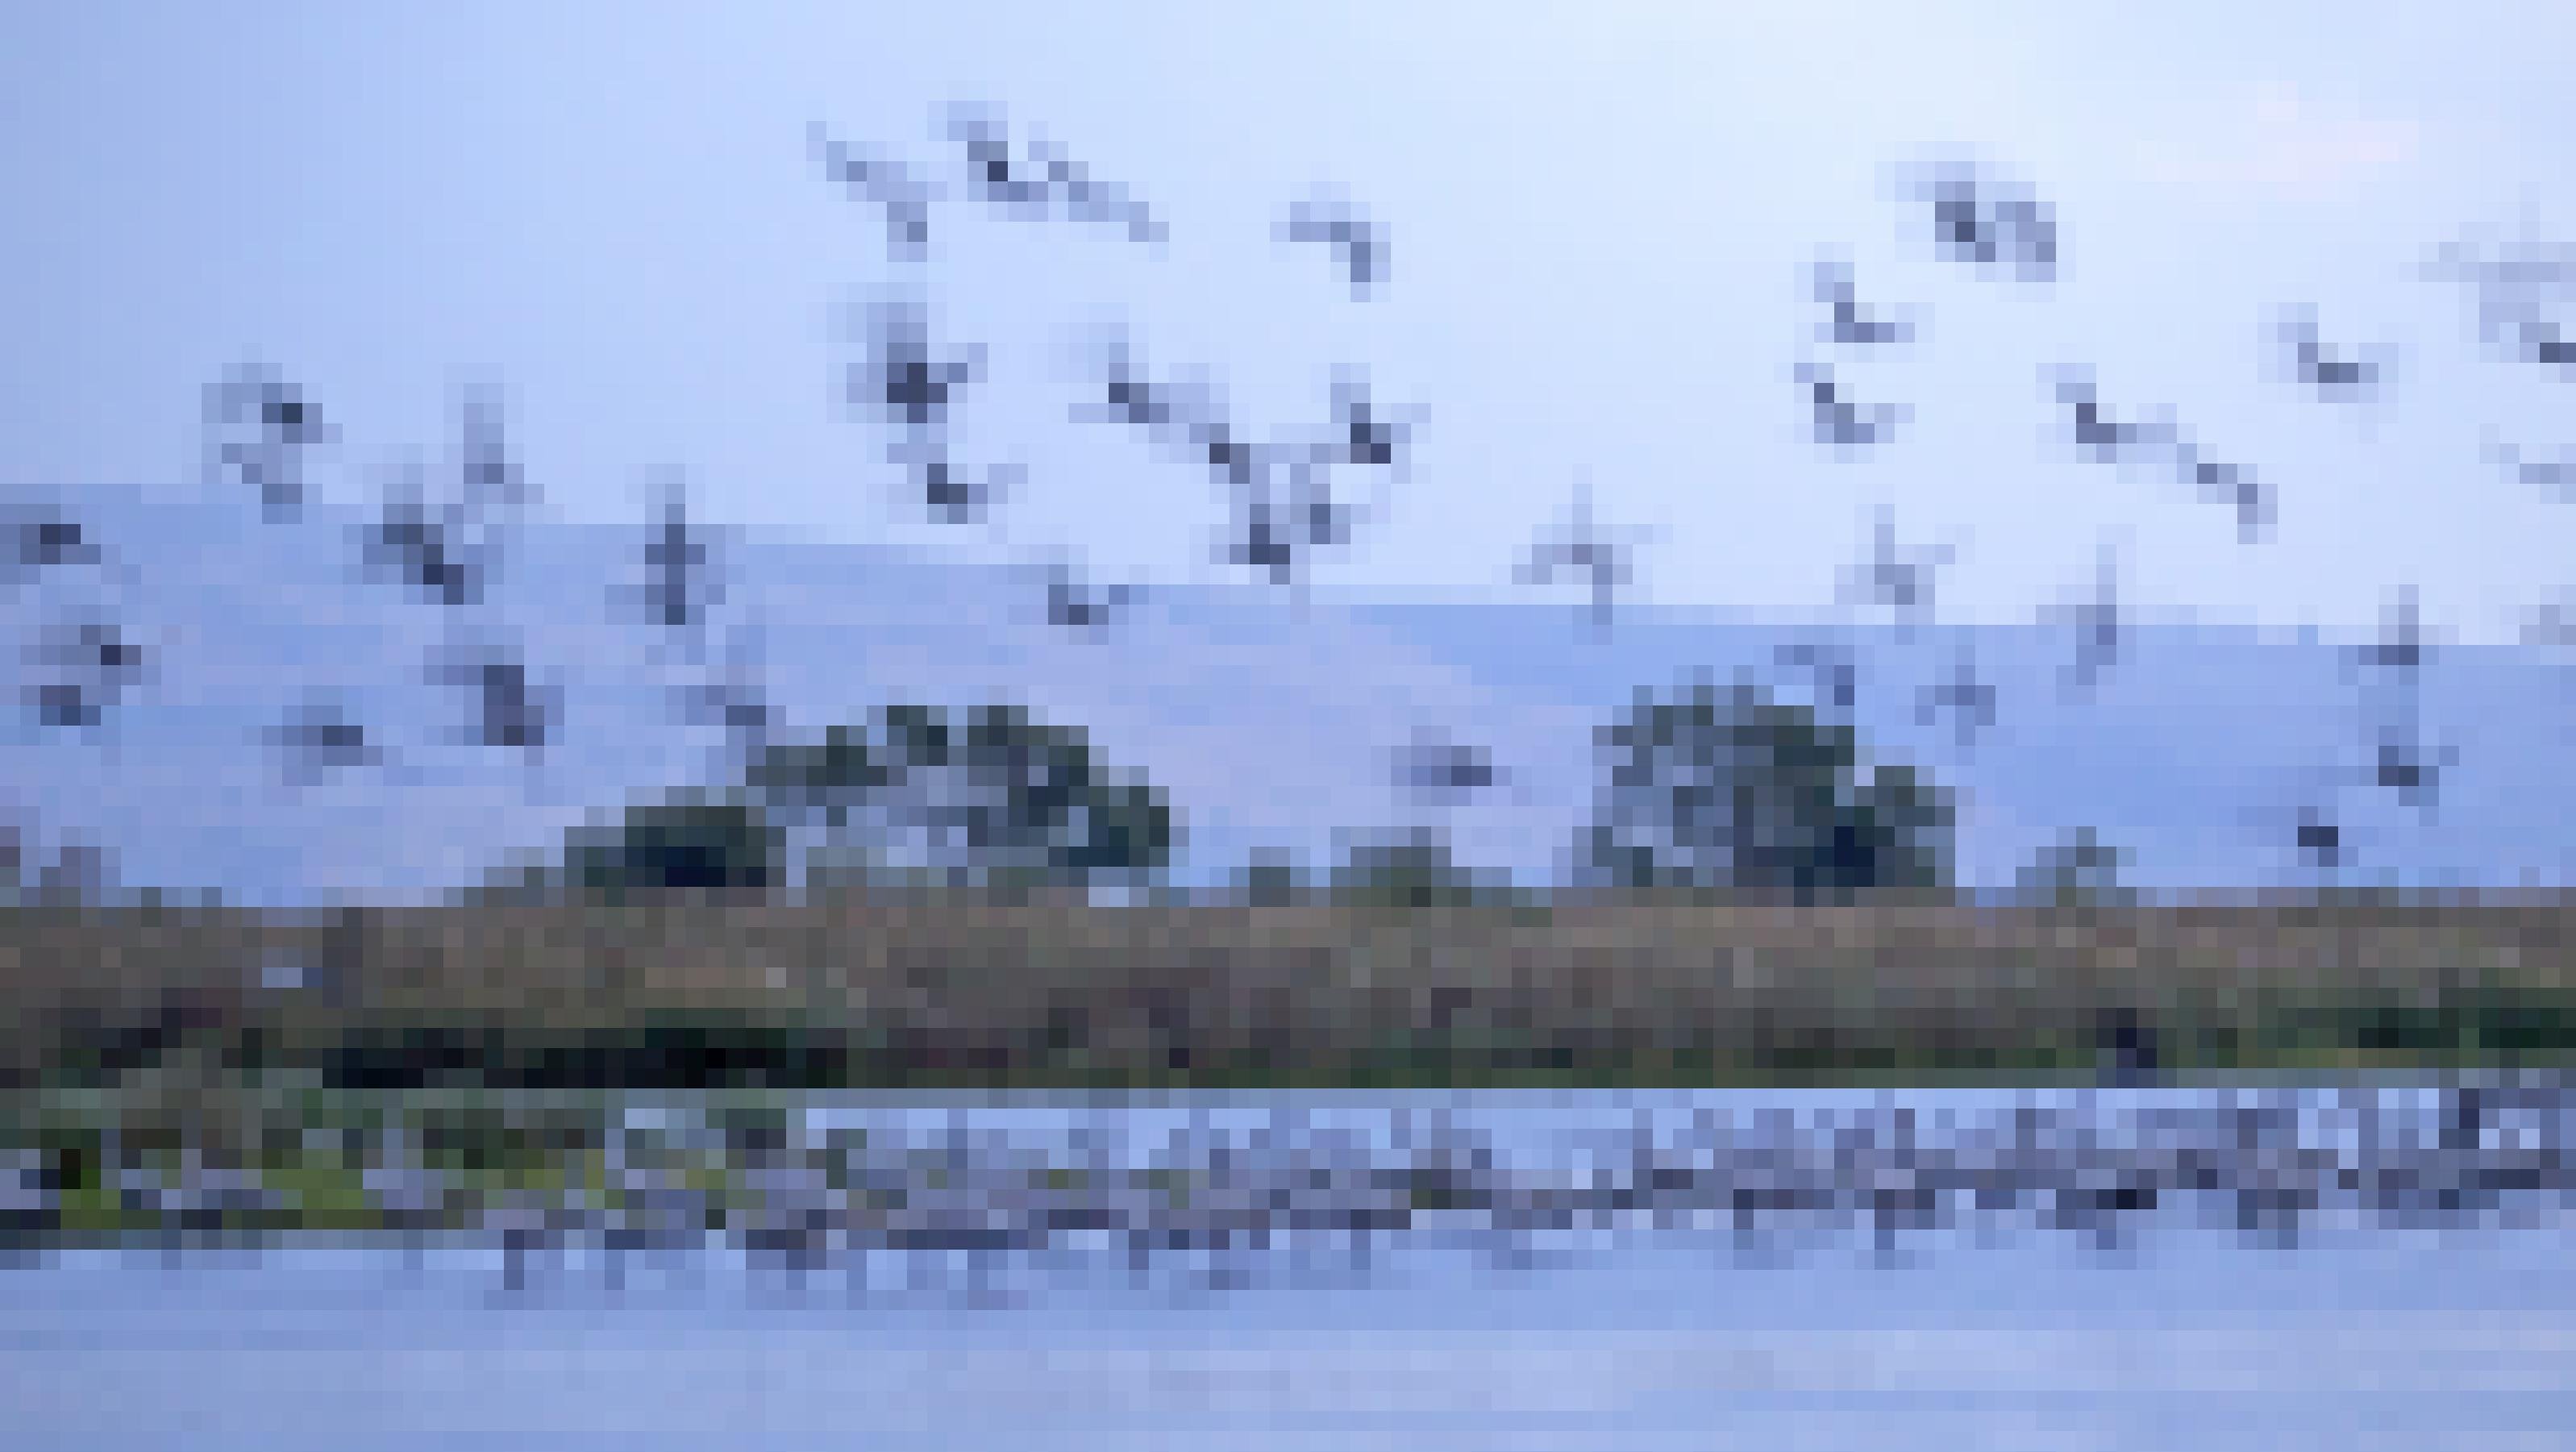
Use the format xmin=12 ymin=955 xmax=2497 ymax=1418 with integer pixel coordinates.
xmin=6 ymin=102 xmax=2575 ymax=891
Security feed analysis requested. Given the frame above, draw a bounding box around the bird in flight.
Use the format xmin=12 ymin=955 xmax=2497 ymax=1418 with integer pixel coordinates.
xmin=2275 ymin=303 xmax=2379 ymax=405
xmin=1811 ymin=254 xmax=1911 ymax=348
xmin=2487 ymin=431 xmax=2574 ymax=501
xmin=2170 ymin=441 xmax=2270 ymax=547
xmin=1392 ymin=726 xmax=1508 ymax=815
xmin=1841 ymin=503 xmax=1958 ymax=636
xmin=1796 ymin=360 xmax=1904 ymax=451
xmin=2049 ymin=364 xmax=2174 ymax=468
xmin=1044 ymin=556 xmax=1138 ymax=634
xmin=811 ymin=119 xmax=933 ymax=264
xmin=944 ymin=101 xmax=1160 ymax=244
xmin=2060 ymin=534 xmax=2129 ymax=701
xmin=1916 ymin=638 xmax=1996 ymax=755
xmin=1282 ymin=189 xmax=1385 ymax=301
xmin=1518 ymin=476 xmax=1646 ymax=635
xmin=206 ymin=361 xmax=334 ymax=523
xmin=1775 ymin=630 xmax=1860 ymax=718
xmin=1907 ymin=158 xmax=2058 ymax=285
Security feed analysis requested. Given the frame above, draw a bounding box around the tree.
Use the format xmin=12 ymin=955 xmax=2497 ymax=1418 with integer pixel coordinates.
xmin=553 ymin=791 xmax=784 ymax=905
xmin=1579 ymin=674 xmax=1954 ymax=902
xmin=2018 ymin=826 xmax=2137 ymax=908
xmin=1328 ymin=826 xmax=1499 ymax=908
xmin=743 ymin=701 xmax=1176 ymax=892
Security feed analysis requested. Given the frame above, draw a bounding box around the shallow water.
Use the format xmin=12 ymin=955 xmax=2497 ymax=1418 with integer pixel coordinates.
xmin=6 ymin=1083 xmax=2572 ymax=1450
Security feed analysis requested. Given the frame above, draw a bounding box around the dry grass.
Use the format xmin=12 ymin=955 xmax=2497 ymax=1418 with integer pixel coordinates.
xmin=2 ymin=891 xmax=2570 ymax=1088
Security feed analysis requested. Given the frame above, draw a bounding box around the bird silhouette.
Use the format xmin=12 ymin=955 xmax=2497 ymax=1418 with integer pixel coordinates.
xmin=270 ymin=691 xmax=389 ymax=787
xmin=2049 ymin=364 xmax=2174 ymax=467
xmin=1775 ymin=630 xmax=1860 ymax=718
xmin=1518 ymin=476 xmax=1644 ymax=635
xmin=855 ymin=289 xmax=983 ymax=443
xmin=428 ymin=630 xmax=555 ymax=761
xmin=2367 ymin=721 xmax=2455 ymax=819
xmin=206 ymin=361 xmax=333 ymax=522
xmin=945 ymin=101 xmax=1159 ymax=243
xmin=675 ymin=618 xmax=778 ymax=775
xmin=1908 ymin=159 xmax=2056 ymax=283
xmin=2276 ymin=304 xmax=2378 ymax=404
xmin=2487 ymin=432 xmax=2574 ymax=500
xmin=2059 ymin=534 xmax=2129 ymax=701
xmin=1841 ymin=503 xmax=1958 ymax=636
xmin=1392 ymin=726 xmax=1506 ymax=815
xmin=1796 ymin=360 xmax=1904 ymax=451
xmin=2348 ymin=582 xmax=2428 ymax=696
xmin=2173 ymin=441 xmax=2270 ymax=545
xmin=363 ymin=455 xmax=487 ymax=608
xmin=4 ymin=500 xmax=99 ymax=590
xmin=1043 ymin=555 xmax=1138 ymax=634
xmin=811 ymin=119 xmax=933 ymax=264
xmin=636 ymin=469 xmax=722 ymax=652
xmin=1025 ymin=130 xmax=1163 ymax=245
xmin=1812 ymin=254 xmax=1911 ymax=347
xmin=1916 ymin=638 xmax=1995 ymax=755
xmin=1283 ymin=189 xmax=1385 ymax=300
xmin=26 ymin=614 xmax=147 ymax=732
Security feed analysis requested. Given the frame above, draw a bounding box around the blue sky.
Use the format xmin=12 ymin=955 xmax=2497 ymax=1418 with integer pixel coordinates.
xmin=5 ymin=0 xmax=2574 ymax=644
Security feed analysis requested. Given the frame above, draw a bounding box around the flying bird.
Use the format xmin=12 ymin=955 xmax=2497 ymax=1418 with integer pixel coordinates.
xmin=1916 ymin=638 xmax=1996 ymax=755
xmin=26 ymin=614 xmax=148 ymax=731
xmin=428 ymin=631 xmax=555 ymax=761
xmin=675 ymin=619 xmax=779 ymax=772
xmin=811 ymin=119 xmax=932 ymax=264
xmin=2060 ymin=535 xmax=2129 ymax=701
xmin=455 ymin=380 xmax=531 ymax=523
xmin=1025 ymin=131 xmax=1163 ymax=245
xmin=1518 ymin=476 xmax=1645 ymax=635
xmin=2172 ymin=440 xmax=2270 ymax=545
xmin=1392 ymin=726 xmax=1506 ymax=814
xmin=206 ymin=361 xmax=333 ymax=522
xmin=2275 ymin=303 xmax=2379 ymax=404
xmin=2049 ymin=364 xmax=2175 ymax=468
xmin=1908 ymin=158 xmax=2057 ymax=284
xmin=918 ymin=456 xmax=1020 ymax=527
xmin=1043 ymin=557 xmax=1138 ymax=634
xmin=944 ymin=101 xmax=1159 ymax=243
xmin=1812 ymin=254 xmax=1911 ymax=347
xmin=2487 ymin=432 xmax=2574 ymax=500
xmin=2367 ymin=719 xmax=2456 ymax=819
xmin=1282 ymin=189 xmax=1385 ymax=300
xmin=1796 ymin=360 xmax=1905 ymax=451
xmin=1775 ymin=630 xmax=1860 ymax=718
xmin=363 ymin=455 xmax=487 ymax=608
xmin=1841 ymin=503 xmax=1958 ymax=634
xmin=4 ymin=499 xmax=100 ymax=590
xmin=638 ymin=469 xmax=721 ymax=650
xmin=2349 ymin=582 xmax=2429 ymax=695
xmin=270 ymin=691 xmax=389 ymax=787
xmin=854 ymin=290 xmax=984 ymax=443
xmin=2428 ymin=231 xmax=2576 ymax=369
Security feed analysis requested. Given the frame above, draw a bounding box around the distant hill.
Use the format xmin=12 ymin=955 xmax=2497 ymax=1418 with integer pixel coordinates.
xmin=6 ymin=479 xmax=2570 ymax=906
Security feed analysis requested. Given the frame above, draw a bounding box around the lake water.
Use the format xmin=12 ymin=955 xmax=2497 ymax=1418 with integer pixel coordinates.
xmin=6 ymin=1082 xmax=2572 ymax=1450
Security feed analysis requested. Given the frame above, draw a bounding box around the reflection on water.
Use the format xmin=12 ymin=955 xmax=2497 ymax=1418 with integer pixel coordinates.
xmin=5 ymin=1081 xmax=2572 ymax=1450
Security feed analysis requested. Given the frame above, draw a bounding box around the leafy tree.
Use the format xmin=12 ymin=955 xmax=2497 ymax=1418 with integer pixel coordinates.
xmin=1579 ymin=675 xmax=1954 ymax=903
xmin=554 ymin=791 xmax=784 ymax=905
xmin=1328 ymin=826 xmax=1500 ymax=908
xmin=2019 ymin=826 xmax=2137 ymax=908
xmin=743 ymin=701 xmax=1176 ymax=892
xmin=1233 ymin=847 xmax=1309 ymax=905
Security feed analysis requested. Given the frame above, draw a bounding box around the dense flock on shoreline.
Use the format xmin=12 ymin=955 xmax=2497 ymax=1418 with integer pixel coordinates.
xmin=6 ymin=1079 xmax=2569 ymax=1294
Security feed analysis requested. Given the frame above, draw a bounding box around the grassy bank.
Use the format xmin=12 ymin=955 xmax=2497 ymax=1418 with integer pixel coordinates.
xmin=2 ymin=893 xmax=2570 ymax=1093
